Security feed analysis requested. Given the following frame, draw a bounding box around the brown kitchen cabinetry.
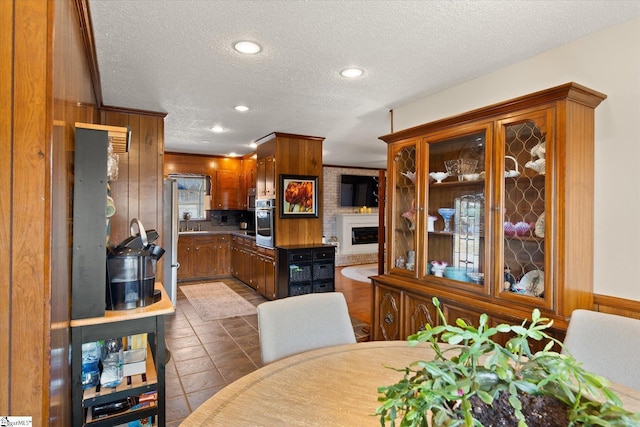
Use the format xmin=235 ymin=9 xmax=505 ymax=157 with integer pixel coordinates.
xmin=178 ymin=234 xmax=230 ymax=281
xmin=255 ymin=247 xmax=277 ymax=300
xmin=255 ymin=132 xmax=325 ymax=247
xmin=214 ymin=170 xmax=242 ymax=210
xmin=372 ymin=83 xmax=606 ymax=342
xmin=241 ymin=158 xmax=257 ymax=209
xmin=231 ymin=234 xmax=277 ymax=300
xmin=213 ymin=235 xmax=231 ymax=276
xmin=256 ymin=155 xmax=276 ymax=198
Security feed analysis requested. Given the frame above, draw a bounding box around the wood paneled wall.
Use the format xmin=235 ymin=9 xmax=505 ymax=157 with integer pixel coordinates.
xmin=1 ymin=0 xmax=99 ymax=424
xmin=0 ymin=2 xmax=51 ymax=420
xmin=101 ymin=108 xmax=166 ymax=247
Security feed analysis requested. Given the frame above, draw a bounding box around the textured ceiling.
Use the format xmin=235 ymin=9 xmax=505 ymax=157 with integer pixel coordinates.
xmin=89 ymin=0 xmax=639 ymax=168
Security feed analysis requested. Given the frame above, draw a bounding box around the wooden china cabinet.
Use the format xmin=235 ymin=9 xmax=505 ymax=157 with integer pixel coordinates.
xmin=372 ymin=83 xmax=606 ymax=346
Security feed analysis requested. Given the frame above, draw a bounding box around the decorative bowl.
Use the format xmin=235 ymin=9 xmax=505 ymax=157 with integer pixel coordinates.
xmin=463 ymin=173 xmax=481 ymax=181
xmin=444 ymin=159 xmax=478 ymax=179
xmin=505 ymin=155 xmax=521 ymax=178
xmin=466 ymin=272 xmax=484 ymax=284
xmin=525 ymin=158 xmax=545 ymax=175
xmin=504 ymin=221 xmax=516 ymax=236
xmin=514 ymin=221 xmax=531 ymax=236
xmin=444 ymin=267 xmax=471 ymax=282
xmin=429 ymin=171 xmax=449 ymax=183
xmin=401 ymin=171 xmax=416 ymax=183
xmin=437 ymin=207 xmax=456 ymax=218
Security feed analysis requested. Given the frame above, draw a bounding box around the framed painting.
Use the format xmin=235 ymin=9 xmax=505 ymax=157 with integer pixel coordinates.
xmin=280 ymin=175 xmax=318 ymax=218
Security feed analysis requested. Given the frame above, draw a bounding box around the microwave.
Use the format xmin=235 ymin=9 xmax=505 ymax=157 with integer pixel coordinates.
xmin=247 ymin=188 xmax=256 ymax=211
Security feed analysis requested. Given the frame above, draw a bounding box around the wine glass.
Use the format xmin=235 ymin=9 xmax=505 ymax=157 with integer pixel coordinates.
xmin=437 ymin=208 xmax=456 ymax=233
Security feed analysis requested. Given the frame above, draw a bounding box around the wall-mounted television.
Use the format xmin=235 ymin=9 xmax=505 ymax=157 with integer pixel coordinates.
xmin=340 ymin=175 xmax=379 ymax=207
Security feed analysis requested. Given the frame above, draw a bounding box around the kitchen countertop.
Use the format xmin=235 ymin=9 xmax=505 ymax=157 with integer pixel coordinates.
xmin=178 ymin=229 xmax=256 ymax=238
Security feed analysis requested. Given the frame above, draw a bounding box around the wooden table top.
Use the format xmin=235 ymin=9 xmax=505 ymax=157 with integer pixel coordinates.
xmin=182 ymin=340 xmax=640 ymax=426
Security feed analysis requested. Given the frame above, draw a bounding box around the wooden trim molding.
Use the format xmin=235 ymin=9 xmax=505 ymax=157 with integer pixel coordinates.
xmin=75 ymin=0 xmax=102 ymax=106
xmin=102 ymin=105 xmax=167 ymax=118
xmin=594 ymin=293 xmax=640 ymax=320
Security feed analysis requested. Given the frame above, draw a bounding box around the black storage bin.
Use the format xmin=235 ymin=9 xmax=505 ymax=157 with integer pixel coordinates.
xmin=313 ymin=262 xmax=334 ymax=280
xmin=312 ymin=281 xmax=334 ymax=293
xmin=289 ymin=264 xmax=312 ymax=282
xmin=313 ymin=247 xmax=335 ymax=260
xmin=289 ymin=283 xmax=312 ymax=296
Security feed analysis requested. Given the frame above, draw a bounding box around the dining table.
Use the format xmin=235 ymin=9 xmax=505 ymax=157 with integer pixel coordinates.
xmin=182 ymin=340 xmax=640 ymax=426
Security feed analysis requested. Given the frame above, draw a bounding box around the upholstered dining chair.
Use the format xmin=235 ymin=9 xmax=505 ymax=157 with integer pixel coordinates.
xmin=257 ymin=292 xmax=357 ymax=364
xmin=562 ymin=309 xmax=640 ymax=390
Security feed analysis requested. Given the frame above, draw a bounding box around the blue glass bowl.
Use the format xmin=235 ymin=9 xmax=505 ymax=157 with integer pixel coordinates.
xmin=444 ymin=267 xmax=471 ymax=282
xmin=437 ymin=208 xmax=456 ymax=218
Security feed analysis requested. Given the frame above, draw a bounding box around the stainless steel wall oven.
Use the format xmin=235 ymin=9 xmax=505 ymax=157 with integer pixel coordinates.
xmin=255 ymin=198 xmax=276 ymax=248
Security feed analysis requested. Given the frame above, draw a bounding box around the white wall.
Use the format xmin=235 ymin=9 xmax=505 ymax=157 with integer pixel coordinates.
xmin=392 ymin=18 xmax=640 ymax=301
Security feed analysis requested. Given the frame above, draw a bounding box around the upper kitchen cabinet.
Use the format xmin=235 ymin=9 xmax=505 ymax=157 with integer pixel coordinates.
xmin=374 ymin=83 xmax=606 ymax=341
xmin=214 ymin=170 xmax=242 ymax=209
xmin=256 ymin=155 xmax=276 ymax=198
xmin=164 ymin=152 xmax=244 ymax=210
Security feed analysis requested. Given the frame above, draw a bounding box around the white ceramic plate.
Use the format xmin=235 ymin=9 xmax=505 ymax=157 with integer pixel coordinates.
xmin=534 ymin=212 xmax=545 ymax=238
xmin=520 ymin=270 xmax=544 ymax=296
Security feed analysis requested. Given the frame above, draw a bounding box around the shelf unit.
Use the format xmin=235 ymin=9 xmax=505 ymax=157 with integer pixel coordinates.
xmin=71 ymin=285 xmax=174 ymax=426
xmin=276 ymin=245 xmax=336 ymax=298
xmin=373 ymin=83 xmax=606 ymax=345
xmin=71 ymin=124 xmax=174 ymax=426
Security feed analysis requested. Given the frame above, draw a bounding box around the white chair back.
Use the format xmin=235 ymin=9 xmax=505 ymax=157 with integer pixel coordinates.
xmin=563 ymin=309 xmax=640 ymax=390
xmin=257 ymin=292 xmax=356 ymax=364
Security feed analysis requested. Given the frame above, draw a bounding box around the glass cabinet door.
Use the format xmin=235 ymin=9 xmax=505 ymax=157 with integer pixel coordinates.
xmin=388 ymin=139 xmax=419 ymax=276
xmin=496 ymin=109 xmax=552 ymax=307
xmin=424 ymin=127 xmax=489 ymax=289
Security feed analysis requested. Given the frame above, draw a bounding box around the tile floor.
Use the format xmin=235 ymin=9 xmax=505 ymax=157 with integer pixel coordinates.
xmin=164 ymin=276 xmax=369 ymax=426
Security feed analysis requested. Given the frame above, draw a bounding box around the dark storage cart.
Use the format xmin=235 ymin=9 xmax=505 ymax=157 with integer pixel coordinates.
xmin=276 ymin=245 xmax=336 ymax=298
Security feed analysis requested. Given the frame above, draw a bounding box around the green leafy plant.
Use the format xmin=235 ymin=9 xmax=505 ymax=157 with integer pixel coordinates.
xmin=376 ymin=298 xmax=640 ymax=426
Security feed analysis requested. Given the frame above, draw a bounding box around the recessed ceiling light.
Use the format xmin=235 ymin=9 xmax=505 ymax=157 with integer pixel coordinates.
xmin=210 ymin=125 xmax=225 ymax=133
xmin=228 ymin=152 xmax=238 ymax=157
xmin=234 ymin=105 xmax=250 ymax=112
xmin=233 ymin=41 xmax=261 ymax=54
xmin=249 ymin=142 xmax=258 ymax=149
xmin=340 ymin=68 xmax=364 ymax=78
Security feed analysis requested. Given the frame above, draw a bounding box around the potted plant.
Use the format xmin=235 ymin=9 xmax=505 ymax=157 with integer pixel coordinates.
xmin=376 ymin=298 xmax=640 ymax=426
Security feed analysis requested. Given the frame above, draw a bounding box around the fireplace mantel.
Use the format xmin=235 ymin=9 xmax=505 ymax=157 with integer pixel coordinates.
xmin=336 ymin=213 xmax=378 ymax=255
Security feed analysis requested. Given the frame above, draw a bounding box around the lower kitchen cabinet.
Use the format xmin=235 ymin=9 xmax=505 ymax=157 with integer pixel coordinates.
xmin=231 ymin=234 xmax=276 ymax=300
xmin=178 ymin=234 xmax=230 ymax=281
xmin=255 ymin=248 xmax=277 ymax=300
xmin=71 ymin=285 xmax=174 ymax=427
